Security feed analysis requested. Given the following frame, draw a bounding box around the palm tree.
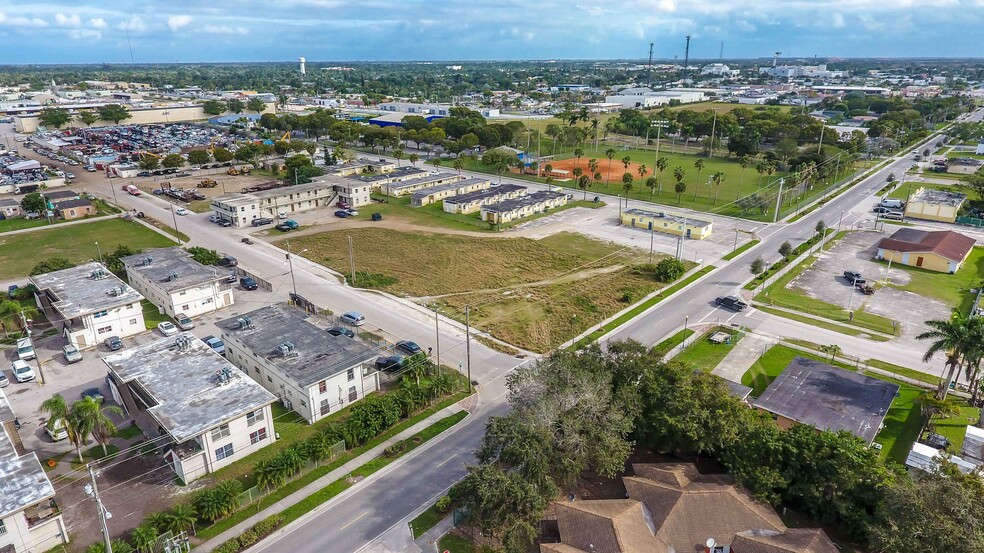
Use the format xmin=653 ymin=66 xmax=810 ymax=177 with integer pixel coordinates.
xmin=408 ymin=153 xmax=419 ymax=167
xmin=755 ymin=161 xmax=768 ymax=186
xmin=655 ymin=157 xmax=668 ymax=196
xmin=692 ymin=158 xmax=705 ymax=200
xmin=394 ymin=148 xmax=405 ymax=167
xmin=432 ymin=158 xmax=443 ymax=171
xmin=90 ymin=400 xmax=124 ymax=456
xmin=527 ymin=161 xmax=538 ymax=176
xmin=65 ymin=397 xmax=99 ymax=463
xmin=590 ymin=117 xmax=600 ymax=151
xmin=916 ymin=391 xmax=961 ymax=436
xmin=40 ymin=393 xmax=69 ymax=437
xmin=621 ymin=155 xmax=631 ymax=175
xmin=605 ymin=148 xmax=616 ymax=188
xmin=578 ymin=175 xmax=590 ymax=200
xmin=711 ymin=171 xmax=726 ymax=205
xmin=593 ymin=171 xmax=603 ymax=188
xmin=573 ymin=148 xmax=584 ymax=172
xmin=636 ymin=164 xmax=648 ymax=192
xmin=572 ymin=167 xmax=583 ymax=184
xmin=622 ymin=173 xmax=634 ymax=197
xmin=453 ymin=158 xmax=464 ymax=175
xmin=167 ymin=504 xmax=200 ymax=537
xmin=131 ymin=524 xmax=159 ymax=552
xmin=737 ymin=156 xmax=750 ymax=200
xmin=544 ymin=163 xmax=553 ymax=175
xmin=673 ymin=167 xmax=686 ymax=205
xmin=917 ymin=311 xmax=975 ymax=400
xmin=144 ymin=512 xmax=171 ymax=533
xmin=587 ymin=158 xmax=599 ymax=177
xmin=255 ymin=458 xmax=289 ymax=490
xmin=646 ymin=176 xmax=659 ymax=200
xmin=195 ymin=490 xmax=227 ymax=523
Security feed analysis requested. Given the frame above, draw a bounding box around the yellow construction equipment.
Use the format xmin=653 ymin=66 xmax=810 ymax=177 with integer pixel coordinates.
xmin=198 ymin=179 xmax=218 ymax=188
xmin=227 ymin=167 xmax=239 ymax=176
xmin=279 ymin=131 xmax=290 ymax=143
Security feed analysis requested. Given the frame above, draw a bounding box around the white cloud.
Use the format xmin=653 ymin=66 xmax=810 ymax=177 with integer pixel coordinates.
xmin=55 ymin=13 xmax=82 ymax=27
xmin=167 ymin=15 xmax=193 ymax=31
xmin=0 ymin=12 xmax=48 ymax=28
xmin=118 ymin=15 xmax=147 ymax=32
xmin=89 ymin=18 xmax=106 ymax=29
xmin=831 ymin=13 xmax=845 ymax=28
xmin=203 ymin=25 xmax=249 ymax=35
xmin=68 ymin=29 xmax=101 ymax=40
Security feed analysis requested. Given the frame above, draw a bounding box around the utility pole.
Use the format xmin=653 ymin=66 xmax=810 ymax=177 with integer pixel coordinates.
xmin=347 ymin=235 xmax=356 ymax=287
xmin=95 ymin=241 xmax=102 ymax=265
xmin=169 ymin=204 xmax=181 ymax=245
xmin=86 ymin=464 xmax=113 ymax=553
xmin=21 ymin=311 xmax=45 ymax=385
xmin=709 ymin=108 xmax=719 ymax=158
xmin=434 ymin=306 xmax=440 ymax=369
xmin=464 ymin=306 xmax=472 ymax=394
xmin=773 ymin=178 xmax=785 ymax=223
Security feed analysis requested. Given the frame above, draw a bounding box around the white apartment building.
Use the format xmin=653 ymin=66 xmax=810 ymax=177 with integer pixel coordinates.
xmin=480 ymin=190 xmax=569 ymax=224
xmin=105 ymin=334 xmax=277 ymax=484
xmin=31 ymin=262 xmax=145 ymax=350
xmin=211 ymin=181 xmax=339 ymax=227
xmin=0 ymin=391 xmax=69 ymax=553
xmin=122 ymin=248 xmax=234 ymax=318
xmin=218 ymin=305 xmax=381 ymax=424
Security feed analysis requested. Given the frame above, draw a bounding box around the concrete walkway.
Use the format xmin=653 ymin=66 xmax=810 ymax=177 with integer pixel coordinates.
xmin=712 ymin=332 xmax=774 ymax=383
xmin=0 ymin=213 xmax=116 ymax=237
xmin=197 ymin=404 xmax=466 ymax=552
xmin=415 ymin=515 xmax=454 ymax=553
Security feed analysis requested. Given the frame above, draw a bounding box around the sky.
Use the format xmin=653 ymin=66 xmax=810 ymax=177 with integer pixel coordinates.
xmin=1 ymin=0 xmax=983 ymax=64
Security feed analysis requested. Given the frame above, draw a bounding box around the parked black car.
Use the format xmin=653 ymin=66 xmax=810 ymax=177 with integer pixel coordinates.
xmin=104 ymin=336 xmax=123 ymax=350
xmin=843 ymin=270 xmax=865 ymax=284
xmin=715 ymin=296 xmax=748 ymax=312
xmin=396 ymin=340 xmax=423 ymax=356
xmin=326 ymin=326 xmax=355 ymax=338
xmin=251 ymin=217 xmax=273 ymax=227
xmin=218 ymin=256 xmax=238 ymax=267
xmin=240 ymin=276 xmax=258 ymax=290
xmin=375 ymin=355 xmax=404 ymax=371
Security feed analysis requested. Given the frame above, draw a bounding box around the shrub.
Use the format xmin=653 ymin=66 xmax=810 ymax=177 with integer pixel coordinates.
xmin=252 ymin=515 xmax=283 ymax=536
xmin=385 ymin=440 xmax=408 ymax=456
xmin=212 ymin=538 xmax=241 ymax=553
xmin=435 ymin=496 xmax=452 ymax=513
xmin=238 ymin=529 xmax=258 ymax=547
xmin=652 ymin=258 xmax=686 ymax=282
xmin=620 ymin=291 xmax=635 ymax=303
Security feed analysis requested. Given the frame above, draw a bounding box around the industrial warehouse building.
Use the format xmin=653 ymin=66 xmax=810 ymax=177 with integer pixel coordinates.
xmin=620 ymin=208 xmax=714 ymax=239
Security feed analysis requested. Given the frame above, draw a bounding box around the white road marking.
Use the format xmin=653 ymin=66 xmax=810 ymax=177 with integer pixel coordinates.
xmin=435 ymin=454 xmax=458 ymax=468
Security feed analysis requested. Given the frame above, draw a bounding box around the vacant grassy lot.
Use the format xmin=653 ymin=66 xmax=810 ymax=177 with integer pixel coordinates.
xmin=439 ymin=263 xmax=679 ymax=352
xmin=887 ymin=182 xmax=958 ymax=200
xmin=284 ymin=229 xmax=637 ymax=297
xmin=880 ymin=246 xmax=984 ymax=314
xmin=672 ymin=326 xmax=742 ymax=372
xmin=0 ymin=218 xmax=178 ymax=280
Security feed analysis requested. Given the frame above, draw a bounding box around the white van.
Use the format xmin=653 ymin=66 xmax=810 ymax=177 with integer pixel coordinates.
xmin=45 ymin=419 xmax=68 ymax=441
xmin=16 ymin=337 xmax=35 ymax=361
xmin=880 ymin=198 xmax=905 ymax=209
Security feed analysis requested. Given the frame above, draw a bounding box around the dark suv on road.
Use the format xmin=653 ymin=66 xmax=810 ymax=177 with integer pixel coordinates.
xmin=715 ymin=295 xmax=748 ymax=312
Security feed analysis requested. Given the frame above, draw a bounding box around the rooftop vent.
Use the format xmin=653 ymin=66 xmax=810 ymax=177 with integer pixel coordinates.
xmin=90 ymin=269 xmax=109 ymax=280
xmin=140 ymin=257 xmax=154 ymax=266
xmin=166 ymin=272 xmax=179 ymax=282
xmin=107 ymin=286 xmax=125 ymax=296
xmin=174 ymin=335 xmax=192 ymax=351
xmin=236 ymin=316 xmax=254 ymax=331
xmin=277 ymin=341 xmax=298 ymax=358
xmin=213 ymin=366 xmax=234 ymax=385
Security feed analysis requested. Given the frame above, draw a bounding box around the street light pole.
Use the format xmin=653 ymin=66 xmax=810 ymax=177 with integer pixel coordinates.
xmin=86 ymin=464 xmax=113 ymax=553
xmin=286 ymin=243 xmax=307 ymax=300
xmin=709 ymin=108 xmax=719 ymax=158
xmin=464 ymin=305 xmax=472 ymax=394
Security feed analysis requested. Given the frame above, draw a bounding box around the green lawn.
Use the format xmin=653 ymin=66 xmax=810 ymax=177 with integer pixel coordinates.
xmin=438 ymin=533 xmax=488 ymax=553
xmin=888 ymin=182 xmax=958 ymax=200
xmin=742 ymin=344 xmax=806 ymax=396
xmin=410 ymin=498 xmax=449 ymax=539
xmin=756 ymin=306 xmax=891 ymax=342
xmin=875 ymin=382 xmax=924 ymax=465
xmin=141 ymin=300 xmax=169 ymax=330
xmin=654 ymin=328 xmax=694 ymax=355
xmin=672 ymin=326 xmax=741 ymax=372
xmin=115 ymin=422 xmax=143 ymax=441
xmin=721 ymin=239 xmax=759 ymax=261
xmin=880 ymin=247 xmax=984 ymax=315
xmin=756 ymin=253 xmax=898 ymax=336
xmin=0 ymin=218 xmax=178 ymax=280
xmin=863 ymin=359 xmax=943 ymax=387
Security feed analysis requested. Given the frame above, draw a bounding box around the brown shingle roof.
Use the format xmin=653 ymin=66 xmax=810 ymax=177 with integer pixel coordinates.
xmin=554 ymin=500 xmax=660 ymax=553
xmin=877 ymin=229 xmax=976 ymax=262
xmin=731 ymin=528 xmax=838 ymax=553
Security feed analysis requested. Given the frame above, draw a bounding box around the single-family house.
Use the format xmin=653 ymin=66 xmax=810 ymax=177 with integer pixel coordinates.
xmin=752 ymin=357 xmax=898 ymax=444
xmin=217 ymin=305 xmax=381 ymax=424
xmin=0 ymin=198 xmax=23 ymax=219
xmin=104 ymin=333 xmax=277 ymax=483
xmin=30 ymin=262 xmax=145 ymax=350
xmin=122 ymin=247 xmax=235 ymax=318
xmin=52 ymin=198 xmax=96 ymax=220
xmin=875 ymin=229 xmax=977 ymax=273
xmin=544 ymin=463 xmax=837 ymax=553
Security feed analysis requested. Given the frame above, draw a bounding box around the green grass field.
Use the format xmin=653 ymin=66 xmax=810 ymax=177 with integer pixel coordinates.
xmin=654 ymin=328 xmax=694 ymax=354
xmin=0 ymin=218 xmax=179 ymax=280
xmin=672 ymin=326 xmax=741 ymax=372
xmin=888 ymin=182 xmax=959 ymax=200
xmin=722 ymin=239 xmax=760 ymax=261
xmin=880 ymin=247 xmax=984 ymax=314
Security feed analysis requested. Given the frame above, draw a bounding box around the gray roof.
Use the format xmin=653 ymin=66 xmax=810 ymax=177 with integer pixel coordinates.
xmin=53 ymin=198 xmax=93 ymax=209
xmin=910 ymin=188 xmax=967 ymax=206
xmin=753 ymin=357 xmax=899 ymax=443
xmin=0 ymin=423 xmax=54 ymax=518
xmin=386 ymin=172 xmax=459 ymax=191
xmin=104 ymin=332 xmax=276 ymax=443
xmin=443 ymin=184 xmax=526 ymax=205
xmin=409 ymin=177 xmax=490 ymax=201
xmin=31 ymin=261 xmax=144 ymax=319
xmin=45 ymin=190 xmax=78 ymax=200
xmin=346 ymin=166 xmax=426 ymax=183
xmin=122 ymin=247 xmax=225 ymax=293
xmin=624 ymin=207 xmax=713 ymax=228
xmin=217 ymin=305 xmax=379 ymax=388
xmin=0 ymin=388 xmax=14 ymax=423
xmin=482 ymin=190 xmax=568 ymax=214
xmin=0 ymin=198 xmax=18 ymax=207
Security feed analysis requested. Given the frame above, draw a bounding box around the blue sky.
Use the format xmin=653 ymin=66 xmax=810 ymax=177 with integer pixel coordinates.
xmin=1 ymin=0 xmax=982 ymax=64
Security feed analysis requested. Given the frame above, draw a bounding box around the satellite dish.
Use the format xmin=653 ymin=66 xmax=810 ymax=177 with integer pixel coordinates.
xmin=706 ymin=538 xmax=716 ymax=548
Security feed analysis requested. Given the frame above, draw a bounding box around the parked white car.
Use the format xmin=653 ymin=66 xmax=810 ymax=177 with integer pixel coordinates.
xmin=158 ymin=321 xmax=179 ymax=336
xmin=12 ymin=360 xmax=35 ymax=383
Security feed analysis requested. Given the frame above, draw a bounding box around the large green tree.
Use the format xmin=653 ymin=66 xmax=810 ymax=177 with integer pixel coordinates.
xmin=162 ymin=153 xmax=185 ymax=168
xmin=226 ymin=99 xmax=245 ymax=114
xmin=202 ymin=100 xmax=226 ymax=116
xmin=20 ymin=192 xmax=45 ymax=213
xmin=212 ymin=147 xmax=234 ymax=163
xmin=187 ymin=149 xmax=211 ymax=166
xmin=247 ymin=97 xmax=267 ymax=114
xmin=38 ymin=107 xmax=71 ymax=129
xmin=97 ymin=104 xmax=131 ymax=125
xmin=76 ymin=110 xmax=99 ymax=128
xmin=31 ymin=258 xmax=75 ymax=276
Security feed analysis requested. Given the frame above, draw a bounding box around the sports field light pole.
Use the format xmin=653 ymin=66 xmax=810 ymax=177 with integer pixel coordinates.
xmin=651 ymin=121 xmax=668 ymax=172
xmin=708 ymin=108 xmax=719 ymax=158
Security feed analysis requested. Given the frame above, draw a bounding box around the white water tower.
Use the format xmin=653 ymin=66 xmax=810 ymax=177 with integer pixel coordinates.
xmin=299 ymin=57 xmax=306 ymax=75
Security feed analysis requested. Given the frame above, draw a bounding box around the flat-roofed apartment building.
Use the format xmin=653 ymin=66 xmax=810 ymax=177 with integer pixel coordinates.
xmin=210 ymin=181 xmax=339 ymax=227
xmin=383 ymin=172 xmax=462 ymax=197
xmin=122 ymin=247 xmax=235 ymax=318
xmin=442 ymin=184 xmax=527 ymax=214
xmin=620 ymin=207 xmax=714 ymax=239
xmin=30 ymin=262 xmax=145 ymax=350
xmin=410 ymin=177 xmax=491 ymax=206
xmin=105 ymin=333 xmax=277 ymax=483
xmin=218 ymin=305 xmax=381 ymax=424
xmin=480 ymin=190 xmax=569 ymax=224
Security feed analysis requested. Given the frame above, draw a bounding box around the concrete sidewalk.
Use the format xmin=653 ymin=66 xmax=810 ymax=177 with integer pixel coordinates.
xmin=197 ymin=404 xmax=466 ymax=553
xmin=0 ymin=213 xmax=116 ymax=237
xmin=712 ymin=332 xmax=774 ymax=383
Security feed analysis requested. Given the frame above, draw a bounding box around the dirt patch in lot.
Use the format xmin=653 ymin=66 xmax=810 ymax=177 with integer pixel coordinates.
xmin=281 ymin=228 xmax=640 ymax=297
xmin=789 ymin=230 xmax=951 ymax=342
